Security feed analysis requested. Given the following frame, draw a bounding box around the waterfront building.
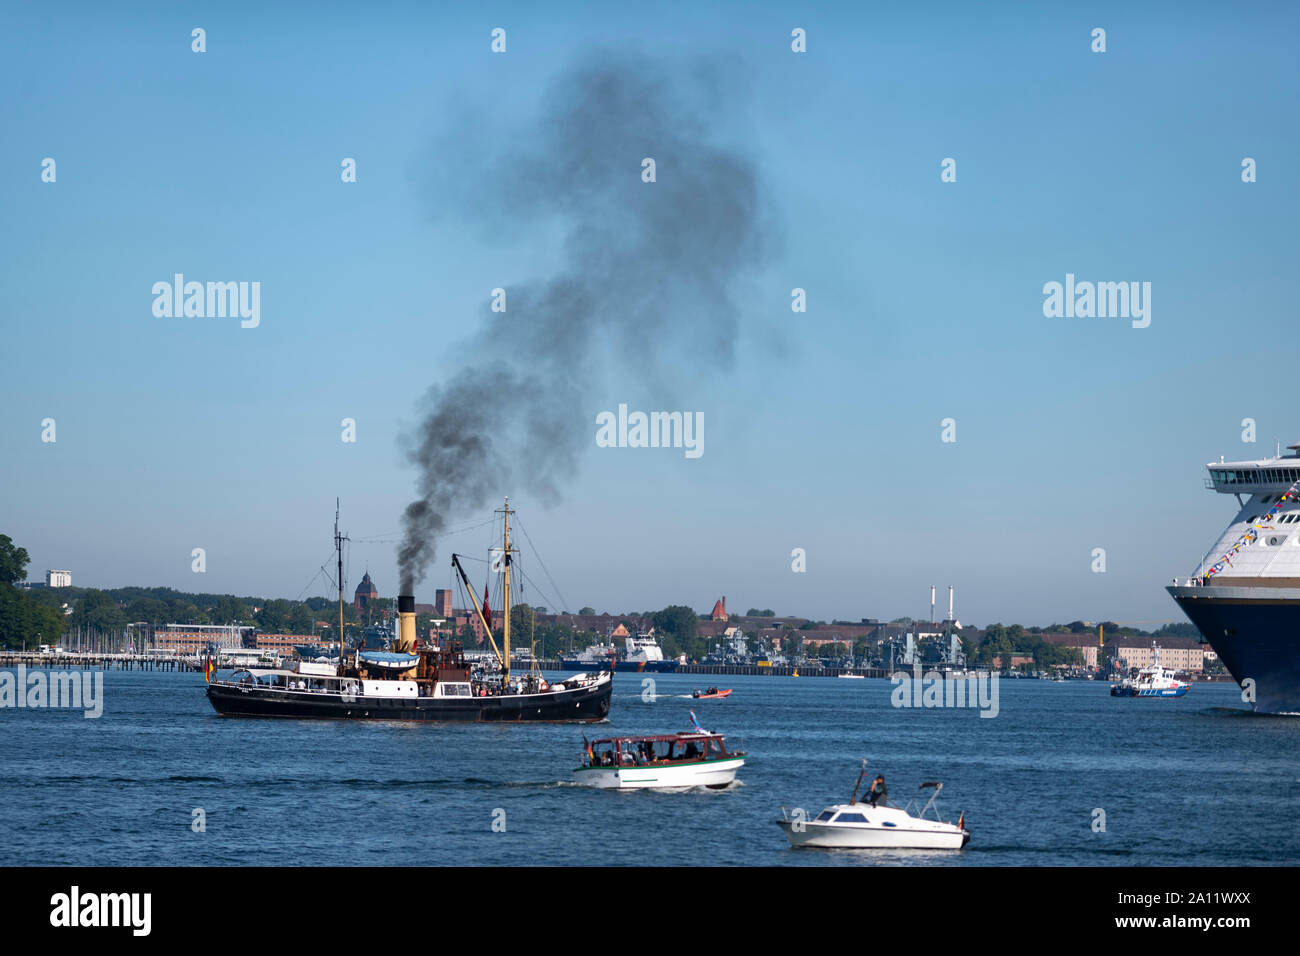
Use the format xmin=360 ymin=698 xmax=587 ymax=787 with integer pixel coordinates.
xmin=152 ymin=624 xmax=253 ymax=655
xmin=1039 ymin=633 xmax=1102 ymax=669
xmin=1105 ymin=636 xmax=1204 ymax=673
xmin=253 ymin=632 xmax=310 ymax=653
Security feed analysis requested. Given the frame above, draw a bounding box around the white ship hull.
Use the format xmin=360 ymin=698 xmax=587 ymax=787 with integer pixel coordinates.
xmin=574 ymin=757 xmax=744 ymax=790
xmin=777 ymin=802 xmax=969 ymax=850
xmin=778 ymin=819 xmax=967 ymax=850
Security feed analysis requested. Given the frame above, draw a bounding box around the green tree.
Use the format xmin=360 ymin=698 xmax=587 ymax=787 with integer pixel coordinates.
xmin=0 ymin=584 xmax=27 ymax=648
xmin=511 ymin=603 xmax=536 ymax=646
xmin=169 ymin=601 xmax=208 ymax=624
xmin=26 ymin=599 xmax=66 ymax=646
xmin=257 ymin=599 xmax=294 ymax=632
xmin=71 ymin=590 xmax=127 ymax=633
xmin=652 ymin=605 xmax=701 ymax=659
xmin=287 ymin=602 xmax=315 ymax=635
xmin=125 ymin=597 xmax=171 ymax=624
xmin=0 ymin=535 xmax=31 ymax=585
xmin=209 ymin=595 xmax=252 ymax=624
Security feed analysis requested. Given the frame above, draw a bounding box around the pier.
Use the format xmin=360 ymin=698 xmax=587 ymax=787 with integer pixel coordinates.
xmin=0 ymin=651 xmax=202 ymax=673
xmin=525 ymin=660 xmax=893 ymax=678
xmin=675 ymin=663 xmax=891 ymax=678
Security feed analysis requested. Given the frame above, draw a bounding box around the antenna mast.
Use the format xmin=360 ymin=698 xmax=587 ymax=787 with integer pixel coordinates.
xmin=335 ymin=498 xmax=348 ymax=673
xmin=498 ymin=497 xmax=516 ymax=684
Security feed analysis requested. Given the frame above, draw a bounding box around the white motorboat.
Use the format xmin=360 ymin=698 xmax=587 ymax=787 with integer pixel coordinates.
xmin=574 ymin=712 xmax=744 ymax=790
xmin=777 ymin=761 xmax=970 ymax=850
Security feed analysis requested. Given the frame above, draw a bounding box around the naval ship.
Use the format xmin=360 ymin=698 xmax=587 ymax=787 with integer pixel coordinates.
xmin=206 ymin=500 xmax=612 ymax=721
xmin=1168 ymin=444 xmax=1300 ymax=714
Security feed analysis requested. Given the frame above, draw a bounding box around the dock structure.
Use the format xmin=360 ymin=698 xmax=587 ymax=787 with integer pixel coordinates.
xmin=0 ymin=651 xmax=203 ymax=672
xmin=528 ymin=660 xmax=891 ymax=678
xmin=675 ymin=664 xmax=890 ymax=678
xmin=0 ymin=653 xmax=900 ymax=679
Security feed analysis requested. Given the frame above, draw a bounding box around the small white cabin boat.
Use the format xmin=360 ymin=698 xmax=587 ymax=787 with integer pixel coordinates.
xmin=777 ymin=762 xmax=970 ymax=850
xmin=574 ymin=714 xmax=744 ymax=790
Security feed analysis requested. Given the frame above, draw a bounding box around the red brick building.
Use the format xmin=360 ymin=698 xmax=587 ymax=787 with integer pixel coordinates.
xmin=353 ymin=572 xmax=378 ymax=613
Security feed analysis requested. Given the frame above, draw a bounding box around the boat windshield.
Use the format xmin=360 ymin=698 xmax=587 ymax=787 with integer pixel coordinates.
xmin=583 ymin=735 xmax=728 ymax=767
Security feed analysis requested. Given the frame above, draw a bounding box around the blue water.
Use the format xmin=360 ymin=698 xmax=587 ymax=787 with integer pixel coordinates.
xmin=2 ymin=670 xmax=1296 ymax=866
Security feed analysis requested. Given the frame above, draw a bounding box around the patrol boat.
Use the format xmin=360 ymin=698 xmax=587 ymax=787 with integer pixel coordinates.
xmin=1110 ymin=644 xmax=1190 ymax=698
xmin=1167 ymin=444 xmax=1300 ymax=714
xmin=206 ymin=499 xmax=612 ymax=721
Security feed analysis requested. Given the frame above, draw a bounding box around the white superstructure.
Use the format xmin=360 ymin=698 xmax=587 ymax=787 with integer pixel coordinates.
xmin=1189 ymin=446 xmax=1300 ymax=582
xmin=624 ymin=634 xmax=664 ymax=663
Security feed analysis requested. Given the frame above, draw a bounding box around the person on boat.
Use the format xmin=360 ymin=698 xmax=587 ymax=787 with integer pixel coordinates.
xmin=867 ymin=774 xmax=888 ymax=807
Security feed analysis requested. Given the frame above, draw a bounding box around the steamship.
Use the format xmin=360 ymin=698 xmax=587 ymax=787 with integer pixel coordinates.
xmin=206 ymin=500 xmax=612 ymax=721
xmin=1168 ymin=443 xmax=1300 ymax=714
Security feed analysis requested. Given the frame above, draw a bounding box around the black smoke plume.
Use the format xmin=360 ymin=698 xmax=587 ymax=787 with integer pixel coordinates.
xmin=399 ymin=53 xmax=771 ymax=593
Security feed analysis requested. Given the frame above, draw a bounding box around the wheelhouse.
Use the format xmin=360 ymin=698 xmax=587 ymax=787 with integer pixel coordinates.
xmin=582 ymin=732 xmax=738 ymax=768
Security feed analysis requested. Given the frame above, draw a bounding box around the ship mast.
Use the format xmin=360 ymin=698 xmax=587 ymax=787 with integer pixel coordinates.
xmin=335 ymin=498 xmax=348 ymax=675
xmin=500 ymin=497 xmax=514 ymax=684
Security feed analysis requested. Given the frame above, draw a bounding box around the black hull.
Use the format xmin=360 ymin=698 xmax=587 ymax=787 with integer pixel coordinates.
xmin=1168 ymin=584 xmax=1300 ymax=714
xmin=560 ymin=660 xmax=609 ymax=672
xmin=206 ymin=679 xmax=612 ymax=722
xmin=612 ymin=660 xmax=679 ymax=673
xmin=561 ymin=660 xmax=678 ymax=673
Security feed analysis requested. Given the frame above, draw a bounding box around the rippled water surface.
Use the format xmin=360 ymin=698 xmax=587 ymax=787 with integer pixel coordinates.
xmin=2 ymin=670 xmax=1294 ymax=866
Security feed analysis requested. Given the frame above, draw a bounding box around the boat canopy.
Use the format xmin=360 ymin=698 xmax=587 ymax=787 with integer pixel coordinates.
xmin=589 ymin=731 xmax=722 ymax=746
xmin=359 ymin=650 xmax=419 ymax=668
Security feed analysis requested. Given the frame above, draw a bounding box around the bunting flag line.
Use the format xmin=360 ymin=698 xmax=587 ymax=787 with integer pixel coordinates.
xmin=1204 ymin=476 xmax=1300 ymax=578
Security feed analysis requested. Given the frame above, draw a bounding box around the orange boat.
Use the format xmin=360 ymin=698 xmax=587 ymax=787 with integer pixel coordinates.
xmin=691 ymin=687 xmax=732 ymax=699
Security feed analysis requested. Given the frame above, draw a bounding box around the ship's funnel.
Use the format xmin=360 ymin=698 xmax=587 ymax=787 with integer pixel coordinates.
xmin=397 ymin=594 xmax=416 ymax=653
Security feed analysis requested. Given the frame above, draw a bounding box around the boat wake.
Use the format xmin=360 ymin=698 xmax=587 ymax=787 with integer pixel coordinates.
xmin=1197 ymin=706 xmax=1289 ymax=718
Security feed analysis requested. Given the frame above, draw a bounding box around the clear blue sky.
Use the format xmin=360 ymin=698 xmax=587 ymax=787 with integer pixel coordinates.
xmin=3 ymin=1 xmax=1297 ymax=627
